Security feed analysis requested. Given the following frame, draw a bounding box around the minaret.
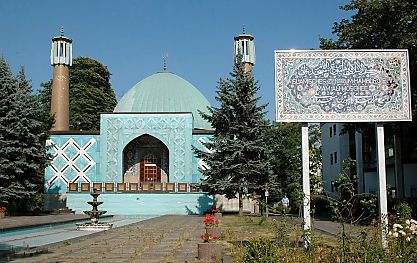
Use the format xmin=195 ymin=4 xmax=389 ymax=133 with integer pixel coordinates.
xmin=50 ymin=28 xmax=72 ymax=131
xmin=234 ymin=26 xmax=256 ymax=73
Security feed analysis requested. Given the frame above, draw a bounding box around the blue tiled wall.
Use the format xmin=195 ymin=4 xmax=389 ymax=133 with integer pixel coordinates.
xmin=67 ymin=193 xmax=213 ymax=215
xmin=45 ymin=134 xmax=100 ymax=194
xmin=100 ymin=113 xmax=193 ymax=184
xmin=192 ymin=134 xmax=213 ymax=182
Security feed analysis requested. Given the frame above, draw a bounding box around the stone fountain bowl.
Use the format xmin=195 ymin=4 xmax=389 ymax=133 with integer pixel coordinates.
xmin=76 ymin=222 xmax=113 ymax=231
xmin=83 ymin=210 xmax=107 ymax=216
xmin=87 ymin=201 xmax=103 ymax=206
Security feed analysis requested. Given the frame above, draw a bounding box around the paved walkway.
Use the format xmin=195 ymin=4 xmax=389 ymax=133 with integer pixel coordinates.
xmin=2 ymin=215 xmax=206 ymax=263
xmin=0 ymin=214 xmax=365 ymax=263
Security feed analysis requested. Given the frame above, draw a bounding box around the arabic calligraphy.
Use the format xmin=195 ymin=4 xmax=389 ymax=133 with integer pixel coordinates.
xmin=288 ymin=58 xmax=398 ymax=113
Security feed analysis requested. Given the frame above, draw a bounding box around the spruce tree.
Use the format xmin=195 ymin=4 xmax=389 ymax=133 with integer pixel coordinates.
xmin=0 ymin=58 xmax=51 ymax=212
xmin=0 ymin=57 xmax=17 ymax=208
xmin=196 ymin=59 xmax=272 ymax=216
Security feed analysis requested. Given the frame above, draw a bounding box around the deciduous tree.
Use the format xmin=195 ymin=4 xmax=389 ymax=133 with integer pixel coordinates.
xmin=39 ymin=57 xmax=117 ymax=131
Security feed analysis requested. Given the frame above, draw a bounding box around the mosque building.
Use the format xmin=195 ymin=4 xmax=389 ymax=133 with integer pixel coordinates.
xmin=44 ymin=29 xmax=257 ymax=215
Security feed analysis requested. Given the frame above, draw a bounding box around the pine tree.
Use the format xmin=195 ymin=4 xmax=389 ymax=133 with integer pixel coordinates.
xmin=0 ymin=58 xmax=51 ymax=211
xmin=195 ymin=59 xmax=272 ymax=216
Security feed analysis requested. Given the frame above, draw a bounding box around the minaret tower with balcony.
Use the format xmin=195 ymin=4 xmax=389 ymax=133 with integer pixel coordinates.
xmin=50 ymin=28 xmax=72 ymax=131
xmin=234 ymin=26 xmax=256 ymax=73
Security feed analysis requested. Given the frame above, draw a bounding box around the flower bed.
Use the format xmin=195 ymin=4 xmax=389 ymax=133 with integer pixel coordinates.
xmin=0 ymin=207 xmax=6 ymax=218
xmin=198 ymin=212 xmax=222 ymax=262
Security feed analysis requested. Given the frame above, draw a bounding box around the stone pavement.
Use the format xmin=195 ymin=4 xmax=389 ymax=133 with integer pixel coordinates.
xmin=4 ymin=215 xmax=207 ymax=263
xmin=0 ymin=214 xmax=364 ymax=263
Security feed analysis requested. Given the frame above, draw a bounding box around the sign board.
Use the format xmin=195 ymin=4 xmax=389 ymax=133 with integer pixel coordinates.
xmin=275 ymin=50 xmax=411 ymax=122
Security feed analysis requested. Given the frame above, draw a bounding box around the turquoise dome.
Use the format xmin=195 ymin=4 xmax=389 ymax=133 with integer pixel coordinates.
xmin=114 ymin=72 xmax=212 ymax=130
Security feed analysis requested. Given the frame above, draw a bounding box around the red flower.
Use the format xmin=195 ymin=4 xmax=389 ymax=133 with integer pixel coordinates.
xmin=200 ymin=214 xmax=220 ymax=242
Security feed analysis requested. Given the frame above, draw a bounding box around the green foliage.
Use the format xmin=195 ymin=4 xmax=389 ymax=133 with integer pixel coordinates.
xmin=328 ymin=158 xmax=377 ymax=227
xmin=0 ymin=57 xmax=52 ymax=209
xmin=286 ymin=182 xmax=303 ymax=214
xmin=308 ymin=124 xmax=323 ymax=194
xmin=395 ymin=202 xmax=413 ymax=223
xmin=266 ymin=123 xmax=322 ymax=212
xmin=29 ymin=193 xmax=44 ymax=214
xmin=239 ymin=237 xmax=281 ymax=263
xmin=266 ymin=123 xmax=302 ymax=195
xmin=38 ymin=57 xmax=117 ymax=131
xmin=194 ymin=58 xmax=272 ymax=215
xmin=230 ymin=216 xmax=417 ymax=262
xmin=311 ymin=194 xmax=332 ymax=218
xmin=334 ymin=158 xmax=358 ymax=199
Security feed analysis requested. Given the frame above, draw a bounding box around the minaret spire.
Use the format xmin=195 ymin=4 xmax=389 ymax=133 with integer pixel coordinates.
xmin=50 ymin=28 xmax=73 ymax=131
xmin=162 ymin=52 xmax=168 ymax=71
xmin=234 ymin=27 xmax=255 ymax=73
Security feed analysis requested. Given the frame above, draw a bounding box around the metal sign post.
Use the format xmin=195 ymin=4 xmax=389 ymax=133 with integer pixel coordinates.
xmin=376 ymin=123 xmax=388 ymax=248
xmin=265 ymin=189 xmax=269 ymax=217
xmin=302 ymin=123 xmax=311 ymax=248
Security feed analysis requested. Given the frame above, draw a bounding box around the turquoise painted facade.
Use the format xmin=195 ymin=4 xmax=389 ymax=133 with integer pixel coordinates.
xmin=45 ymin=127 xmax=213 ymax=194
xmin=44 ymin=71 xmax=214 ymax=215
xmin=45 ymin=134 xmax=100 ymax=193
xmin=67 ymin=193 xmax=213 ymax=215
xmin=100 ymin=113 xmax=194 ymax=184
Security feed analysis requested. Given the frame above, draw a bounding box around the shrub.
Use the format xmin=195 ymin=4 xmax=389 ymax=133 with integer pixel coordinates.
xmin=311 ymin=194 xmax=331 ymax=219
xmin=395 ymin=202 xmax=412 ymax=223
xmin=239 ymin=237 xmax=281 ymax=263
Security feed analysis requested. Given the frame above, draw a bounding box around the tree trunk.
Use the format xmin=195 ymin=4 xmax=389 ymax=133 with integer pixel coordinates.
xmin=238 ymin=190 xmax=243 ymax=216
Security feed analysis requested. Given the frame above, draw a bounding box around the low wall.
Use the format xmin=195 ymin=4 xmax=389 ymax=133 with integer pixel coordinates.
xmin=66 ymin=193 xmax=214 ymax=215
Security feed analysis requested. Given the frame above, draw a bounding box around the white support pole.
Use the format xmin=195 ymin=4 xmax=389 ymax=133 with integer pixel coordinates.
xmin=376 ymin=123 xmax=388 ymax=249
xmin=302 ymin=123 xmax=311 ymax=248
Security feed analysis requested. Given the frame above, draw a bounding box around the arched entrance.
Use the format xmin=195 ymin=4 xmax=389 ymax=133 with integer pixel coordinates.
xmin=123 ymin=135 xmax=169 ymax=189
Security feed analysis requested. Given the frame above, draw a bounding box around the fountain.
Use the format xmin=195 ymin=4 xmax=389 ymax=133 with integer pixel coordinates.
xmin=76 ymin=189 xmax=113 ymax=231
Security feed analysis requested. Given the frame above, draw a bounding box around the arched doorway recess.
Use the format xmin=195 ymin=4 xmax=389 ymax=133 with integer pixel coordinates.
xmin=123 ymin=134 xmax=169 ymax=189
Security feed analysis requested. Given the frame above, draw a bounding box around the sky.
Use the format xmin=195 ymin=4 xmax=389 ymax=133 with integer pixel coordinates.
xmin=0 ymin=0 xmax=352 ymax=120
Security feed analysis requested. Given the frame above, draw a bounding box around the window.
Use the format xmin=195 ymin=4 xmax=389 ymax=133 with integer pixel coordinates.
xmin=59 ymin=42 xmax=64 ymax=57
xmin=333 ymin=124 xmax=336 ymax=136
xmin=334 ymin=152 xmax=338 ymax=164
xmin=330 ymin=153 xmax=333 ymax=165
xmin=330 ymin=126 xmax=332 ymax=138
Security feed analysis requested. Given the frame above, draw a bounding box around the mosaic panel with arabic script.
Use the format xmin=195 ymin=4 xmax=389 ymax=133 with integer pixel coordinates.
xmin=275 ymin=50 xmax=411 ymax=122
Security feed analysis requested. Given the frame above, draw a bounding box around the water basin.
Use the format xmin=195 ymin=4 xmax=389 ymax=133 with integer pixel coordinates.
xmin=0 ymin=215 xmax=155 ymax=251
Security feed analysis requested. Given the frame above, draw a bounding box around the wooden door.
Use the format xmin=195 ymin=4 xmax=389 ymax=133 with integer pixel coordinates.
xmin=140 ymin=153 xmax=161 ymax=190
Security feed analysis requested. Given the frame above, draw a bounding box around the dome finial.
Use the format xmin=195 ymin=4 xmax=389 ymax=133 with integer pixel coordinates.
xmin=242 ymin=25 xmax=246 ymax=34
xmin=61 ymin=26 xmax=64 ymax=36
xmin=162 ymin=52 xmax=168 ymax=71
